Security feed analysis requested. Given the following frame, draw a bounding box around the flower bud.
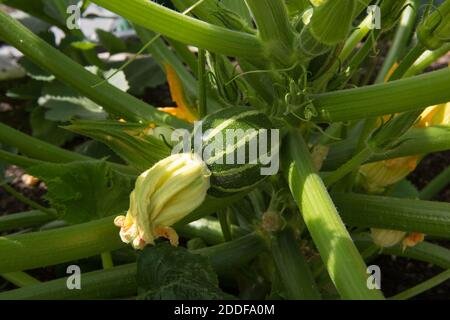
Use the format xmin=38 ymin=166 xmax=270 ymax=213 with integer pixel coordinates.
xmin=371 ymin=228 xmax=406 ymax=248
xmin=115 ymin=153 xmax=211 ymax=249
xmin=418 ymin=0 xmax=450 ymax=50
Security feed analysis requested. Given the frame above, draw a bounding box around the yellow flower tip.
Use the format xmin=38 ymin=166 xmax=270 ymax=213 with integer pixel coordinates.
xmin=114 ymin=215 xmax=125 ymax=228
xmin=162 ymin=63 xmax=198 ymax=123
xmin=118 ymin=118 xmax=126 ymax=123
xmin=115 ymin=153 xmax=210 ymax=250
xmin=402 ymin=232 xmax=425 ymax=250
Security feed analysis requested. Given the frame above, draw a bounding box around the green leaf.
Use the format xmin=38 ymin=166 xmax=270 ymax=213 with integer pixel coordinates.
xmin=30 ymin=106 xmax=75 ymax=146
xmin=6 ymin=80 xmax=43 ymax=100
xmin=27 ymin=160 xmax=134 ymax=224
xmin=18 ymin=56 xmax=55 ymax=81
xmin=39 ymin=81 xmax=107 ymax=121
xmin=65 ymin=120 xmax=171 ymax=171
xmin=120 ymin=57 xmax=166 ymax=96
xmin=96 ymin=29 xmax=127 ymax=54
xmin=137 ymin=243 xmax=234 ymax=300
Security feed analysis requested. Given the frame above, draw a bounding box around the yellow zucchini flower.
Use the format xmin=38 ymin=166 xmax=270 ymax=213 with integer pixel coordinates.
xmin=158 ymin=63 xmax=198 ymax=123
xmin=360 ymin=102 xmax=450 ymax=193
xmin=365 ymin=102 xmax=449 ymax=249
xmin=114 ymin=153 xmax=211 ymax=249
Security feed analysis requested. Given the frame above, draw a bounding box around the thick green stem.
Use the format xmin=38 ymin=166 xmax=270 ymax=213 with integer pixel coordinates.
xmin=0 ymin=232 xmax=265 ymax=300
xmin=334 ymin=193 xmax=450 ymax=238
xmin=313 ymin=68 xmax=450 ymax=122
xmin=324 ymin=126 xmax=450 ymax=171
xmin=376 ymin=0 xmax=419 ymax=83
xmin=1 ymin=272 xmax=41 ymax=287
xmin=0 ymin=216 xmax=124 ymax=274
xmin=313 ymin=15 xmax=373 ymax=90
xmin=0 ymin=210 xmax=54 ymax=232
xmin=389 ymin=43 xmax=427 ymax=81
xmin=196 ymin=233 xmax=266 ymax=275
xmin=354 ymin=234 xmax=450 ymax=269
xmin=90 ymin=0 xmax=263 ymax=60
xmin=0 ymin=123 xmax=88 ymax=164
xmin=245 ymin=0 xmax=295 ymax=65
xmin=404 ymin=44 xmax=450 ymax=77
xmin=286 ymin=130 xmax=384 ymax=300
xmin=271 ymin=228 xmax=321 ymax=300
xmin=0 ymin=10 xmax=184 ymax=126
xmin=0 ymin=263 xmax=138 ymax=300
xmin=0 ymin=123 xmax=136 ymax=175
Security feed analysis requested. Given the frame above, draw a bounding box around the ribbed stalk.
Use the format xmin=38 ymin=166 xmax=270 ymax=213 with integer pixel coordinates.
xmin=0 ymin=216 xmax=124 ymax=273
xmin=177 ymin=217 xmax=246 ymax=245
xmin=354 ymin=235 xmax=450 ymax=269
xmin=196 ymin=233 xmax=266 ymax=275
xmin=271 ymin=228 xmax=321 ymax=299
xmin=324 ymin=126 xmax=450 ymax=171
xmin=404 ymin=43 xmax=450 ymax=77
xmin=388 ymin=43 xmax=427 ymax=81
xmin=0 ymin=263 xmax=138 ymax=300
xmin=0 ymin=210 xmax=54 ymax=232
xmin=313 ymin=14 xmax=373 ymax=90
xmin=90 ymin=0 xmax=263 ymax=60
xmin=313 ymin=68 xmax=450 ymax=122
xmin=0 ymin=10 xmax=184 ymax=126
xmin=0 ymin=205 xmax=249 ymax=274
xmin=376 ymin=0 xmax=419 ymax=83
xmin=0 ymin=123 xmax=135 ymax=175
xmin=334 ymin=193 xmax=450 ymax=238
xmin=245 ymin=0 xmax=295 ymax=65
xmin=0 ymin=233 xmax=266 ymax=300
xmin=286 ymin=130 xmax=384 ymax=300
xmin=0 ymin=123 xmax=87 ymax=164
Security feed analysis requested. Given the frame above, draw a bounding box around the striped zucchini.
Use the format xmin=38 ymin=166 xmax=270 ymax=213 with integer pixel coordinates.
xmin=192 ymin=107 xmax=276 ymax=197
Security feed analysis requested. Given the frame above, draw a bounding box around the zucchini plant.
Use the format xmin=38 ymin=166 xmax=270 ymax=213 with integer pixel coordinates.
xmin=0 ymin=0 xmax=450 ymax=300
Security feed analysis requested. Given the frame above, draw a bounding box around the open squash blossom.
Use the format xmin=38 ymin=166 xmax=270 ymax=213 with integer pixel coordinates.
xmin=360 ymin=102 xmax=450 ymax=193
xmin=114 ymin=153 xmax=211 ymax=249
xmin=364 ymin=103 xmax=449 ymax=249
xmin=158 ymin=63 xmax=198 ymax=123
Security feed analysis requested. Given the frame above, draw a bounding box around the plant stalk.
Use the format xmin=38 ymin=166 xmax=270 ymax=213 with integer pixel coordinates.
xmin=286 ymin=130 xmax=384 ymax=300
